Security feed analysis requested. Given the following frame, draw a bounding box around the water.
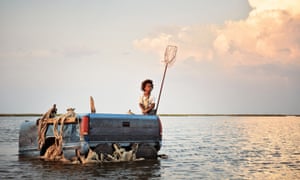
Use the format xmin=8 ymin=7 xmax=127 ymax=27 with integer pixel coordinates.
xmin=0 ymin=116 xmax=299 ymax=179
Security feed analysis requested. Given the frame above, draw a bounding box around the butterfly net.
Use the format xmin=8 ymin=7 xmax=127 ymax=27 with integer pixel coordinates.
xmin=164 ymin=45 xmax=178 ymax=66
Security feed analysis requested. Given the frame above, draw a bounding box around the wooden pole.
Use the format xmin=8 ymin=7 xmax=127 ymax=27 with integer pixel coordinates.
xmin=155 ymin=63 xmax=168 ymax=114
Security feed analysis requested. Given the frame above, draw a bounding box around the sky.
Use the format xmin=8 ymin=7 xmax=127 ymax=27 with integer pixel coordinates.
xmin=0 ymin=0 xmax=299 ymax=114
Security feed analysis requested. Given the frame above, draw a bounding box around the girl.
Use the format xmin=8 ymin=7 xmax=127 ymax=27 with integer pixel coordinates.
xmin=139 ymin=79 xmax=156 ymax=115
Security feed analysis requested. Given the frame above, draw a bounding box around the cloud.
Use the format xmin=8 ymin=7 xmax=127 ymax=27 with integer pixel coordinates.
xmin=249 ymin=0 xmax=300 ymax=16
xmin=134 ymin=0 xmax=300 ymax=67
xmin=133 ymin=25 xmax=218 ymax=62
xmin=0 ymin=49 xmax=56 ymax=60
xmin=0 ymin=46 xmax=98 ymax=60
xmin=62 ymin=46 xmax=98 ymax=58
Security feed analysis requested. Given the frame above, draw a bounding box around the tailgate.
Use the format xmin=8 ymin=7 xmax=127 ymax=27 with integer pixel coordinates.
xmin=87 ymin=114 xmax=160 ymax=143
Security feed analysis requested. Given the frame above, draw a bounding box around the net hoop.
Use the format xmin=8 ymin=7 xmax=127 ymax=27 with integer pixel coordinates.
xmin=164 ymin=45 xmax=177 ymax=66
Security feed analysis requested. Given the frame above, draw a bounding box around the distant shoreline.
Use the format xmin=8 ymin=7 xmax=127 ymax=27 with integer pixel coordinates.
xmin=159 ymin=114 xmax=300 ymax=117
xmin=0 ymin=113 xmax=299 ymax=117
xmin=0 ymin=114 xmax=43 ymax=117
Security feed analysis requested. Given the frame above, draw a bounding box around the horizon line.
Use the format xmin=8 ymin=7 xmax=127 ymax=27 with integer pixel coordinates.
xmin=0 ymin=113 xmax=299 ymax=117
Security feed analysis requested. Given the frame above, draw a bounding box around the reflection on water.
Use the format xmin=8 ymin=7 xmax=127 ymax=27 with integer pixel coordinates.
xmin=16 ymin=157 xmax=161 ymax=179
xmin=0 ymin=116 xmax=300 ymax=179
xmin=160 ymin=116 xmax=300 ymax=179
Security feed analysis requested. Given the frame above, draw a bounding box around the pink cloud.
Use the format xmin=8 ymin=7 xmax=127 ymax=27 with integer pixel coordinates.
xmin=249 ymin=0 xmax=300 ymax=16
xmin=134 ymin=0 xmax=300 ymax=67
xmin=133 ymin=25 xmax=218 ymax=62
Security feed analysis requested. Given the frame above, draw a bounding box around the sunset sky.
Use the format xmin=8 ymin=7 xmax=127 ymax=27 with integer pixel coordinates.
xmin=1 ymin=0 xmax=299 ymax=114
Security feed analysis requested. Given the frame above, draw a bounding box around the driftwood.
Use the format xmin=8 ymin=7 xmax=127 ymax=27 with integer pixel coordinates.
xmin=90 ymin=96 xmax=96 ymax=113
xmin=38 ymin=106 xmax=76 ymax=161
xmin=38 ymin=104 xmax=57 ymax=150
xmin=45 ymin=117 xmax=77 ymax=124
xmin=76 ymin=143 xmax=144 ymax=164
xmin=112 ymin=143 xmax=142 ymax=162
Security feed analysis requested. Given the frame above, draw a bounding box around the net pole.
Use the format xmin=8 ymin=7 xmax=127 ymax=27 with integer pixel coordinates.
xmin=155 ymin=63 xmax=168 ymax=114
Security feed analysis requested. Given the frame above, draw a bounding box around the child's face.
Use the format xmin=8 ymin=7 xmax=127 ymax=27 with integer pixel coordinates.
xmin=144 ymin=83 xmax=153 ymax=93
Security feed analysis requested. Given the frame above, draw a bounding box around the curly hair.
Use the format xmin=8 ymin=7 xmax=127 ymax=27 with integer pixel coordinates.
xmin=141 ymin=79 xmax=154 ymax=91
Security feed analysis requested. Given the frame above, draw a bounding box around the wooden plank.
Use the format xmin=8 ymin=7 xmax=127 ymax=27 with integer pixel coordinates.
xmin=45 ymin=117 xmax=78 ymax=124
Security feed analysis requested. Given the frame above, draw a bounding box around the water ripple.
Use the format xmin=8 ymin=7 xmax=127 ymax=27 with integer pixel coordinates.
xmin=0 ymin=116 xmax=299 ymax=179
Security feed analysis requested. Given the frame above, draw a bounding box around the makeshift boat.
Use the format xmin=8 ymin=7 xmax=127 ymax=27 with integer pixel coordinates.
xmin=19 ymin=104 xmax=162 ymax=162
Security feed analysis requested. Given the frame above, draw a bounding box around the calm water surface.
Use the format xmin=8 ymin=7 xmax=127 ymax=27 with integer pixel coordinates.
xmin=0 ymin=116 xmax=299 ymax=179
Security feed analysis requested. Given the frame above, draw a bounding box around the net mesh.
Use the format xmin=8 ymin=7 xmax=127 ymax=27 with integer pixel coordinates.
xmin=164 ymin=45 xmax=177 ymax=66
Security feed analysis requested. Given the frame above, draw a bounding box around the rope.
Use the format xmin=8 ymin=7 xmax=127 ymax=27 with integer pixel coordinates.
xmin=38 ymin=104 xmax=57 ymax=150
xmin=39 ymin=107 xmax=76 ymax=160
